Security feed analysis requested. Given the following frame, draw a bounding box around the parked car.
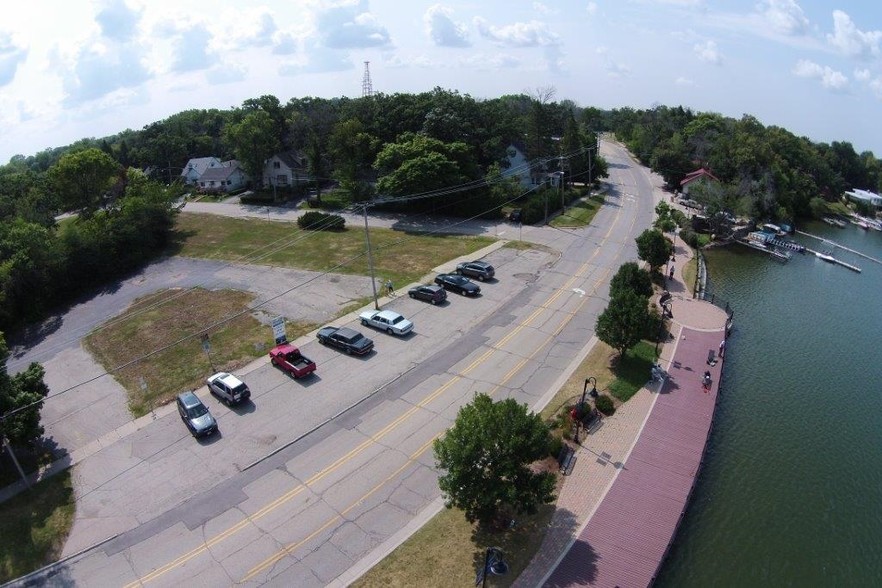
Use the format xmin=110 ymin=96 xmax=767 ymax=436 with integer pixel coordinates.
xmin=408 ymin=284 xmax=447 ymax=305
xmin=176 ymin=390 xmax=218 ymax=437
xmin=359 ymin=309 xmax=414 ymax=335
xmin=434 ymin=273 xmax=481 ymax=296
xmin=269 ymin=344 xmax=317 ymax=378
xmin=456 ymin=260 xmax=495 ymax=281
xmin=206 ymin=372 xmax=251 ymax=406
xmin=316 ymin=326 xmax=374 ymax=355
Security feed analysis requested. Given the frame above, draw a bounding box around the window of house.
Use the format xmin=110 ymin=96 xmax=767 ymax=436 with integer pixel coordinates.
xmin=273 ymin=161 xmax=281 ymax=169
xmin=277 ymin=174 xmax=288 ymax=185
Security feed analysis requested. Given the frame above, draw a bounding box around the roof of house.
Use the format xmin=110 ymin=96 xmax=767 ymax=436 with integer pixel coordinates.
xmin=680 ymin=167 xmax=719 ymax=186
xmin=181 ymin=157 xmax=221 ymax=177
xmin=199 ymin=161 xmax=244 ymax=182
xmin=273 ymin=150 xmax=308 ymax=171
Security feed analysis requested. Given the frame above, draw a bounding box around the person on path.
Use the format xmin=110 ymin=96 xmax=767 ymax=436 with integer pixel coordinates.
xmin=669 ymin=265 xmax=675 ymax=280
xmin=385 ymin=279 xmax=394 ymax=296
xmin=719 ymin=339 xmax=726 ymax=358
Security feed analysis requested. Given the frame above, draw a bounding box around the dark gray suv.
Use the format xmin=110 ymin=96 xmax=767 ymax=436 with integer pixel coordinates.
xmin=456 ymin=260 xmax=495 ymax=281
xmin=176 ymin=390 xmax=218 ymax=437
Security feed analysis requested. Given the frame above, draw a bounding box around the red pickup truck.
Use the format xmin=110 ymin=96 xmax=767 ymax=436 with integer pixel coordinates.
xmin=269 ymin=343 xmax=317 ymax=378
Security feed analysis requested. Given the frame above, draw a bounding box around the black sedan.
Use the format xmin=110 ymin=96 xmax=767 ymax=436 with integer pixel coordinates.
xmin=456 ymin=260 xmax=495 ymax=281
xmin=408 ymin=284 xmax=447 ymax=304
xmin=434 ymin=273 xmax=481 ymax=296
xmin=317 ymin=326 xmax=374 ymax=355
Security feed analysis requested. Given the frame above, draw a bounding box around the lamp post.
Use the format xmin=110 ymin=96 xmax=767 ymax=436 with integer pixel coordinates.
xmin=655 ymin=300 xmax=673 ymax=355
xmin=574 ymin=377 xmax=597 ymax=444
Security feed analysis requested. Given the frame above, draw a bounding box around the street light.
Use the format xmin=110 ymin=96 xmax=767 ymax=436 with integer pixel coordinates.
xmin=655 ymin=300 xmax=673 ymax=355
xmin=574 ymin=377 xmax=597 ymax=444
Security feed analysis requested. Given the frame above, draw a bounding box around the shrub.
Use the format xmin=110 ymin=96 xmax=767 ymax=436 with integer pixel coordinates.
xmin=595 ymin=394 xmax=615 ymax=416
xmin=547 ymin=434 xmax=564 ymax=459
xmin=297 ymin=210 xmax=345 ymax=230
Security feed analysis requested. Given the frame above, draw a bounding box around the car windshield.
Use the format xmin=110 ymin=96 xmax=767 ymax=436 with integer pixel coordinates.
xmin=187 ymin=404 xmax=208 ymax=418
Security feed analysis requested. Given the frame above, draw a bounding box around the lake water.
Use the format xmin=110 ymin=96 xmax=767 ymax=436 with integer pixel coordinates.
xmin=656 ymin=221 xmax=882 ymax=586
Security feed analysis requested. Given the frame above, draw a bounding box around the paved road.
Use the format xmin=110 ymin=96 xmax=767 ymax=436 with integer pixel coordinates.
xmin=11 ymin=139 xmax=665 ymax=586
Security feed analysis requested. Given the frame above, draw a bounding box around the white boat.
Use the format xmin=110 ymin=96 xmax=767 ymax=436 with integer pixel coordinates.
xmin=816 ymin=251 xmax=835 ymax=263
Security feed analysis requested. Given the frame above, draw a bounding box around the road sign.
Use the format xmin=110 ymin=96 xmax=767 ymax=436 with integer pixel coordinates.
xmin=272 ymin=316 xmax=287 ymax=344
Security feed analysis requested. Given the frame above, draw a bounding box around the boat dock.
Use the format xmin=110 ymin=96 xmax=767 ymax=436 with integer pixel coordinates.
xmin=804 ymin=246 xmax=862 ymax=273
xmin=796 ymin=230 xmax=882 ymax=266
xmin=737 ymin=239 xmax=791 ymax=262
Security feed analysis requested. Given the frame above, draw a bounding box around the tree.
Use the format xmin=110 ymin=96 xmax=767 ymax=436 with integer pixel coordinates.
xmin=374 ymin=133 xmax=478 ymax=197
xmin=0 ymin=332 xmax=50 ymax=447
xmin=635 ymin=229 xmax=673 ymax=273
xmin=47 ymin=148 xmax=120 ymax=216
xmin=224 ymin=110 xmax=281 ymax=185
xmin=609 ymin=262 xmax=653 ymax=299
xmin=433 ymin=393 xmax=556 ymax=526
xmin=595 ymin=290 xmax=650 ymax=358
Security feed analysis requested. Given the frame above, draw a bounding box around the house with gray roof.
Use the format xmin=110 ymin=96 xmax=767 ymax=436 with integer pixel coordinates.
xmin=181 ymin=157 xmax=222 ymax=185
xmin=263 ymin=150 xmax=312 ymax=188
xmin=198 ymin=160 xmax=249 ymax=193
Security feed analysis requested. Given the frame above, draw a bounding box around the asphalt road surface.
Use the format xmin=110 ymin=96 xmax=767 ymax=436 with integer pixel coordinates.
xmin=12 ymin=139 xmax=664 ymax=586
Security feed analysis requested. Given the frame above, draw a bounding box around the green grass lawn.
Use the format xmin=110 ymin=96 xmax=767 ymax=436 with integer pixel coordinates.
xmin=606 ymin=341 xmax=657 ymax=403
xmin=83 ymin=288 xmax=307 ymax=417
xmin=0 ymin=471 xmax=75 ymax=583
xmin=171 ymin=212 xmax=495 ymax=287
xmin=550 ymin=194 xmax=605 ymax=227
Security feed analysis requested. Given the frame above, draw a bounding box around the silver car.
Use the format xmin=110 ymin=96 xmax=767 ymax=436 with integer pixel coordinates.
xmin=176 ymin=390 xmax=218 ymax=437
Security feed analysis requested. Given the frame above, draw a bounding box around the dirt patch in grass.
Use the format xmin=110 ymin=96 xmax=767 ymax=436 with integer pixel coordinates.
xmin=171 ymin=212 xmax=495 ymax=286
xmin=83 ymin=288 xmax=315 ymax=417
xmin=0 ymin=471 xmax=75 ymax=583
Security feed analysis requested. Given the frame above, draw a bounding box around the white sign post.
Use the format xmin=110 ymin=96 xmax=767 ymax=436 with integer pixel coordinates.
xmin=272 ymin=316 xmax=287 ymax=344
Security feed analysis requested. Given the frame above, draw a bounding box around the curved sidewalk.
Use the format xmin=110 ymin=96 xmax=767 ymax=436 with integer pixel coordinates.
xmin=515 ymin=252 xmax=730 ymax=587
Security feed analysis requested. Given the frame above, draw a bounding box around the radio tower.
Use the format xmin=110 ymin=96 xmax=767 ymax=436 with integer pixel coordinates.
xmin=362 ymin=61 xmax=374 ymax=97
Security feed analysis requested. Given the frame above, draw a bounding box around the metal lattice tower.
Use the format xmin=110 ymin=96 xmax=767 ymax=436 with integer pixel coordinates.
xmin=362 ymin=61 xmax=373 ymax=97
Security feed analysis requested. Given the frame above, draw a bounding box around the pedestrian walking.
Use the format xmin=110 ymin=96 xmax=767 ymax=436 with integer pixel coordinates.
xmin=385 ymin=279 xmax=394 ymax=296
xmin=669 ymin=265 xmax=675 ymax=280
xmin=719 ymin=339 xmax=726 ymax=358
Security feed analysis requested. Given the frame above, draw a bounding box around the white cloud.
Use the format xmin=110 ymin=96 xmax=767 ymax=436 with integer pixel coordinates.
xmin=869 ymin=77 xmax=882 ymax=99
xmin=586 ymin=2 xmax=597 ymax=16
xmin=424 ymin=5 xmax=470 ymax=48
xmin=532 ymin=2 xmax=555 ymax=15
xmin=694 ymin=40 xmax=721 ymax=64
xmin=317 ymin=3 xmax=392 ymax=49
xmin=0 ymin=32 xmax=28 ymax=87
xmin=171 ymin=24 xmax=215 ymax=72
xmin=854 ymin=68 xmax=870 ymax=82
xmin=596 ymin=46 xmax=630 ymax=77
xmin=205 ymin=63 xmax=247 ymax=85
xmin=95 ymin=0 xmax=142 ymax=43
xmin=473 ymin=17 xmax=560 ymax=48
xmin=278 ymin=42 xmax=353 ymax=75
xmin=460 ymin=53 xmax=520 ymax=70
xmin=826 ymin=10 xmax=882 ymax=59
xmin=793 ymin=59 xmax=848 ymax=90
xmin=226 ymin=9 xmax=278 ymax=50
xmin=675 ymin=76 xmax=696 ymax=86
xmin=61 ymin=40 xmax=151 ymax=106
xmin=756 ymin=0 xmax=809 ymax=36
xmin=272 ymin=31 xmax=300 ymax=55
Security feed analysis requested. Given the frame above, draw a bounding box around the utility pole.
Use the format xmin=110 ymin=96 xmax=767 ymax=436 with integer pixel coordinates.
xmin=363 ymin=205 xmax=380 ymax=309
xmin=362 ymin=61 xmax=374 ymax=97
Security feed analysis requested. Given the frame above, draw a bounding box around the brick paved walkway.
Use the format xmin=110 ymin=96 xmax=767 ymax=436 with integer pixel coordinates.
xmin=514 ymin=236 xmax=730 ymax=588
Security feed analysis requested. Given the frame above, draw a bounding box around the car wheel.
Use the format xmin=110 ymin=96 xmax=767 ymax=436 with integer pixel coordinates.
xmin=387 ymin=327 xmax=393 ymax=334
xmin=409 ymin=292 xmax=415 ymax=299
xmin=361 ymin=318 xmax=368 ymax=326
xmin=478 ymin=275 xmax=485 ymax=281
xmin=461 ymin=289 xmax=468 ymax=296
xmin=456 ymin=269 xmax=463 ymax=275
xmin=346 ymin=347 xmax=352 ymax=355
xmin=430 ymin=299 xmax=437 ymax=305
xmin=318 ymin=337 xmax=326 ymax=345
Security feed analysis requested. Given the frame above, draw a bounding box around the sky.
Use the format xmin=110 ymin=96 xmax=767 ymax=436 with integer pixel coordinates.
xmin=1 ymin=0 xmax=881 ymax=164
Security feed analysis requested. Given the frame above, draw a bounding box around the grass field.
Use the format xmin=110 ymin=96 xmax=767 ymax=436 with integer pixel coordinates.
xmin=83 ymin=288 xmax=305 ymax=417
xmin=550 ymin=194 xmax=606 ymax=228
xmin=0 ymin=471 xmax=75 ymax=583
xmin=171 ymin=212 xmax=495 ymax=287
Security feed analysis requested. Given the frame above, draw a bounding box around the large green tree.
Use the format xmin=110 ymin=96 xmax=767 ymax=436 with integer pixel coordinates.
xmin=635 ymin=229 xmax=673 ymax=273
xmin=595 ymin=291 xmax=650 ymax=358
xmin=374 ymin=133 xmax=478 ymax=197
xmin=433 ymin=393 xmax=556 ymax=526
xmin=47 ymin=148 xmax=119 ymax=216
xmin=609 ymin=262 xmax=653 ymax=300
xmin=0 ymin=333 xmax=50 ymax=447
xmin=224 ymin=110 xmax=281 ymax=185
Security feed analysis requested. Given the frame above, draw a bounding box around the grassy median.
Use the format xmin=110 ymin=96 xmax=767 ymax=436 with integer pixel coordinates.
xmin=0 ymin=471 xmax=75 ymax=583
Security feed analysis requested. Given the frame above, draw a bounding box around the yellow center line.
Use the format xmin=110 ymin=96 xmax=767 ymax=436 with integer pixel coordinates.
xmin=128 ymin=208 xmax=626 ymax=587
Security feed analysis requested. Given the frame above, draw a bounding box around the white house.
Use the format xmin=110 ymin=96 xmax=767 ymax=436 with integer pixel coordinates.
xmin=502 ymin=143 xmax=560 ymax=189
xmin=263 ymin=151 xmax=311 ymax=188
xmin=845 ymin=188 xmax=882 ymax=208
xmin=180 ymin=157 xmax=222 ymax=185
xmin=679 ymin=167 xmax=719 ymax=196
xmin=198 ymin=160 xmax=249 ymax=193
